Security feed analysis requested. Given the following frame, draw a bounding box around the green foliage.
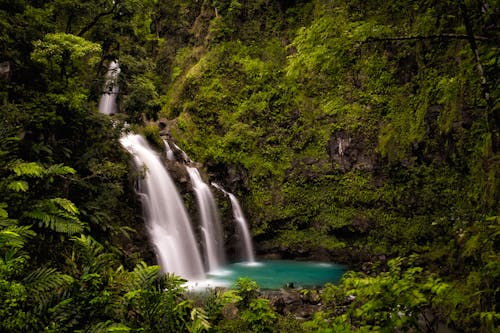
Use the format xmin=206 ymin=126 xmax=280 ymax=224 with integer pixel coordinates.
xmin=122 ymin=75 xmax=162 ymax=122
xmin=240 ymin=298 xmax=277 ymax=332
xmin=31 ymin=32 xmax=101 ymax=69
xmin=234 ymin=277 xmax=259 ymax=308
xmin=23 ymin=267 xmax=73 ymax=304
xmin=0 ymin=0 xmax=498 ymax=332
xmin=305 ymin=257 xmax=451 ymax=332
xmin=24 ymin=198 xmax=84 ymax=235
xmin=140 ymin=123 xmax=163 ymax=149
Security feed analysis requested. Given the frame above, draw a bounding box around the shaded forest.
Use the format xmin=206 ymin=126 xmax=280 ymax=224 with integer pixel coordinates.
xmin=0 ymin=0 xmax=498 ymax=332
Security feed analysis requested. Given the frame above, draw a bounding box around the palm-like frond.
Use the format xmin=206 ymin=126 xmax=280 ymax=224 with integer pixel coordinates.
xmin=23 ymin=267 xmax=74 ymax=304
xmin=45 ymin=163 xmax=76 ymax=176
xmin=0 ymin=225 xmax=36 ymax=249
xmin=72 ymin=234 xmax=115 ymax=274
xmin=1 ymin=248 xmax=29 ymax=278
xmin=0 ymin=202 xmax=8 ymax=219
xmin=127 ymin=261 xmax=161 ymax=291
xmin=47 ymin=298 xmax=79 ymax=329
xmin=8 ymin=160 xmax=45 ymax=178
xmin=85 ymin=321 xmax=132 ymax=333
xmin=24 ymin=198 xmax=84 ymax=234
xmin=6 ymin=180 xmax=29 ymax=192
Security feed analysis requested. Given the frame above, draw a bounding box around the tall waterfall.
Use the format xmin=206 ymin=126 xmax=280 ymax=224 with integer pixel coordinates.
xmin=120 ymin=134 xmax=205 ymax=280
xmin=212 ymin=183 xmax=255 ymax=262
xmin=187 ymin=167 xmax=226 ymax=271
xmin=98 ymin=60 xmax=120 ymax=115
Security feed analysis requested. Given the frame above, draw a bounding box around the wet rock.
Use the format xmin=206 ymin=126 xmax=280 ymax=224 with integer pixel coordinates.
xmin=301 ymin=289 xmax=321 ymax=305
xmin=0 ymin=61 xmax=11 ymax=81
xmin=222 ymin=302 xmax=239 ymax=320
xmin=344 ymin=294 xmax=356 ymax=304
xmin=327 ymin=131 xmax=376 ymax=171
xmin=158 ymin=118 xmax=168 ymax=129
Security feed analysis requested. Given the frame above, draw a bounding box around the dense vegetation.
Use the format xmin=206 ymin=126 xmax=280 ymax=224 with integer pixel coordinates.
xmin=0 ymin=0 xmax=498 ymax=332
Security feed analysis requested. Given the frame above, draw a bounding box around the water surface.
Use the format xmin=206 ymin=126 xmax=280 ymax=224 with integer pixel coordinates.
xmin=198 ymin=260 xmax=345 ymax=289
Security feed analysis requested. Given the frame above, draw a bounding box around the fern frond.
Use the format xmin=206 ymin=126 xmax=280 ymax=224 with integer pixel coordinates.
xmin=9 ymin=160 xmax=45 ymax=178
xmin=0 ymin=226 xmax=35 ymax=249
xmin=0 ymin=202 xmax=8 ymax=219
xmin=1 ymin=248 xmax=29 ymax=277
xmin=71 ymin=235 xmax=115 ymax=273
xmin=52 ymin=197 xmax=79 ymax=214
xmin=47 ymin=297 xmax=79 ymax=328
xmin=72 ymin=234 xmax=104 ymax=259
xmin=128 ymin=261 xmax=161 ymax=290
xmin=7 ymin=180 xmax=29 ymax=192
xmin=24 ymin=198 xmax=84 ymax=234
xmin=46 ymin=163 xmax=76 ymax=176
xmin=23 ymin=267 xmax=74 ymax=304
xmin=86 ymin=321 xmax=131 ymax=333
xmin=189 ymin=306 xmax=211 ymax=332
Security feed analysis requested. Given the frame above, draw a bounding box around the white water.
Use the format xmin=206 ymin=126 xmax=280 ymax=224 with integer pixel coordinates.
xmin=120 ymin=134 xmax=205 ymax=280
xmin=163 ymin=139 xmax=176 ymax=161
xmin=187 ymin=167 xmax=226 ymax=272
xmin=212 ymin=183 xmax=255 ymax=262
xmin=98 ymin=60 xmax=120 ymax=115
xmin=172 ymin=143 xmax=192 ymax=163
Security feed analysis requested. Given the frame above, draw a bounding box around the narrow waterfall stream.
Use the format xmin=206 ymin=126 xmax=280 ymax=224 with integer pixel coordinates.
xmin=120 ymin=134 xmax=205 ymax=280
xmin=187 ymin=167 xmax=226 ymax=272
xmin=98 ymin=60 xmax=120 ymax=115
xmin=163 ymin=139 xmax=176 ymax=161
xmin=212 ymin=183 xmax=255 ymax=263
xmin=227 ymin=192 xmax=256 ymax=263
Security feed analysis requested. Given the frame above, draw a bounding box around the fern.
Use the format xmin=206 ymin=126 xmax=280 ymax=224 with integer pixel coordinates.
xmin=0 ymin=225 xmax=36 ymax=249
xmin=24 ymin=198 xmax=84 ymax=234
xmin=85 ymin=321 xmax=132 ymax=333
xmin=188 ymin=306 xmax=211 ymax=333
xmin=47 ymin=298 xmax=79 ymax=329
xmin=71 ymin=235 xmax=115 ymax=274
xmin=23 ymin=267 xmax=74 ymax=304
xmin=0 ymin=202 xmax=8 ymax=219
xmin=6 ymin=180 xmax=29 ymax=192
xmin=0 ymin=136 xmax=19 ymax=163
xmin=128 ymin=261 xmax=161 ymax=291
xmin=72 ymin=234 xmax=104 ymax=260
xmin=8 ymin=160 xmax=45 ymax=178
xmin=45 ymin=163 xmax=76 ymax=176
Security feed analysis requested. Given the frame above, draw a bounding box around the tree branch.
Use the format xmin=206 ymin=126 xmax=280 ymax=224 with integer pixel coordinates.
xmin=77 ymin=1 xmax=119 ymax=37
xmin=458 ymin=0 xmax=497 ymax=152
xmin=362 ymin=34 xmax=489 ymax=43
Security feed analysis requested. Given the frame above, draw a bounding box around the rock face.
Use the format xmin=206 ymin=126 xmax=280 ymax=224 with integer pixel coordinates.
xmin=327 ymin=131 xmax=377 ymax=171
xmin=0 ymin=61 xmax=11 ymax=81
xmin=267 ymin=289 xmax=319 ymax=320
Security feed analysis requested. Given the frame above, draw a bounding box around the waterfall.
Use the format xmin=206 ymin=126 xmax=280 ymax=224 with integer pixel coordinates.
xmin=98 ymin=60 xmax=120 ymax=115
xmin=212 ymin=183 xmax=255 ymax=262
xmin=172 ymin=143 xmax=192 ymax=163
xmin=120 ymin=134 xmax=205 ymax=280
xmin=163 ymin=139 xmax=176 ymax=161
xmin=187 ymin=167 xmax=226 ymax=271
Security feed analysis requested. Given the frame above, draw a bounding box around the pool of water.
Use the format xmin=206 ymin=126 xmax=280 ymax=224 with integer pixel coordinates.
xmin=188 ymin=260 xmax=345 ymax=290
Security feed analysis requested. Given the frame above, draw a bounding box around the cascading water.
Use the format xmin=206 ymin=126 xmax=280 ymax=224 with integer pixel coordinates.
xmin=120 ymin=134 xmax=205 ymax=280
xmin=187 ymin=167 xmax=226 ymax=272
xmin=212 ymin=183 xmax=255 ymax=262
xmin=163 ymin=139 xmax=176 ymax=161
xmin=172 ymin=143 xmax=192 ymax=163
xmin=98 ymin=60 xmax=120 ymax=115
